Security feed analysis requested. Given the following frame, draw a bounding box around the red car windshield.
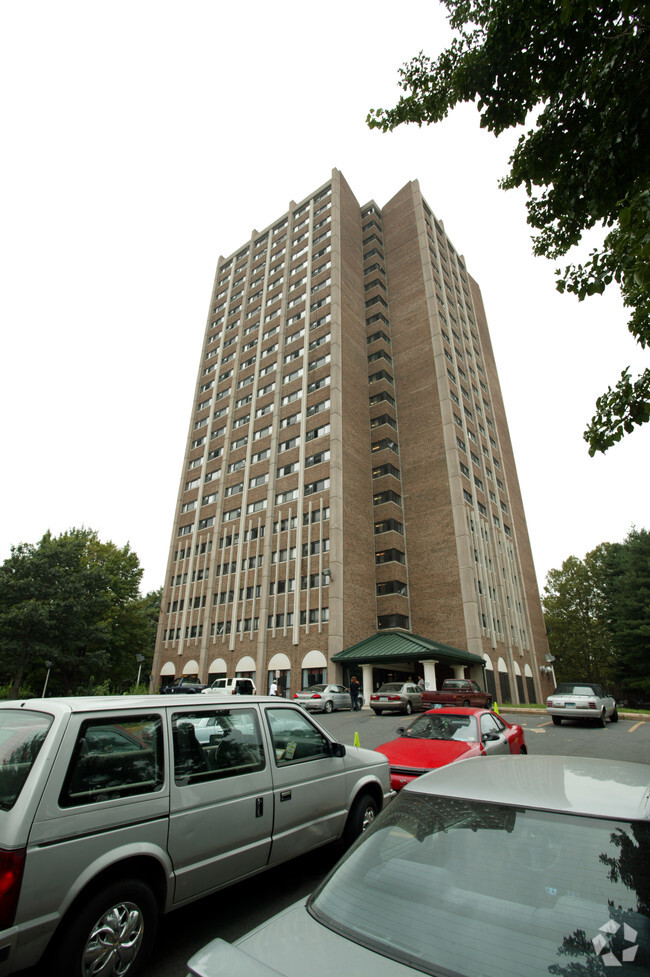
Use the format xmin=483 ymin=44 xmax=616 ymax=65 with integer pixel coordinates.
xmin=403 ymin=713 xmax=478 ymax=743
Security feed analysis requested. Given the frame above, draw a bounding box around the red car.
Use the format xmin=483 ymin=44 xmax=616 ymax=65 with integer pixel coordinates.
xmin=375 ymin=707 xmax=527 ymax=791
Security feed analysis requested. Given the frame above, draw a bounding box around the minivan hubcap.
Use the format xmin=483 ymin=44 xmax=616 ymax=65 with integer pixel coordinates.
xmin=82 ymin=902 xmax=144 ymax=977
xmin=362 ymin=806 xmax=376 ymax=831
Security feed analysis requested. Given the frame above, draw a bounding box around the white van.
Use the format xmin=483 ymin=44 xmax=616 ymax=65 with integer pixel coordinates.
xmin=0 ymin=695 xmax=390 ymax=977
xmin=201 ymin=677 xmax=256 ymax=696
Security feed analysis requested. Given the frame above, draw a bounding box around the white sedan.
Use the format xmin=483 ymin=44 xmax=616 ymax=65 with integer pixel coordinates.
xmin=546 ymin=681 xmax=618 ymax=726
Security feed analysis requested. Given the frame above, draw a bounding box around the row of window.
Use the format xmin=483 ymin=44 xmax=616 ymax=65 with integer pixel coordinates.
xmin=162 ymin=606 xmax=330 ymax=641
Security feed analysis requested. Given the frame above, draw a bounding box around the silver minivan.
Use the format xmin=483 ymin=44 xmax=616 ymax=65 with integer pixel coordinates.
xmin=0 ymin=694 xmax=390 ymax=977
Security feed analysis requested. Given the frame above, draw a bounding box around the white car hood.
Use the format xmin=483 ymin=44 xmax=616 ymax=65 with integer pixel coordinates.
xmin=186 ymin=900 xmax=415 ymax=977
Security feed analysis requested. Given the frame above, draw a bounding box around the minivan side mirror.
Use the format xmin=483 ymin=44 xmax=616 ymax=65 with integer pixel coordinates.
xmin=328 ymin=741 xmax=346 ymax=758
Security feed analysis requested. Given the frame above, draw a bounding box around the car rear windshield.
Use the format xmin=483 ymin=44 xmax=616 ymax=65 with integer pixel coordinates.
xmin=310 ymin=791 xmax=650 ymax=977
xmin=554 ymin=684 xmax=597 ymax=696
xmin=0 ymin=709 xmax=53 ymax=811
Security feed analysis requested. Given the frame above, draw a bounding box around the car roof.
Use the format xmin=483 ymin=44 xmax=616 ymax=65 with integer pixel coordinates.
xmin=406 ymin=755 xmax=650 ymax=820
xmin=422 ymin=707 xmax=489 ymax=715
xmin=0 ymin=694 xmax=291 ymax=718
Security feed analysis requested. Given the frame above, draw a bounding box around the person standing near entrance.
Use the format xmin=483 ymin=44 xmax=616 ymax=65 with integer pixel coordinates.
xmin=350 ymin=675 xmax=361 ymax=711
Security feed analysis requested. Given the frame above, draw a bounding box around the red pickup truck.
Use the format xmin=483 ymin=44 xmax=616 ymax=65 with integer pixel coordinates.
xmin=422 ymin=679 xmax=493 ymax=710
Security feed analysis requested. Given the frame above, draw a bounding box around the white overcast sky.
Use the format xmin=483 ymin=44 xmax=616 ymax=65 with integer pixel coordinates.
xmin=1 ymin=1 xmax=648 ymax=597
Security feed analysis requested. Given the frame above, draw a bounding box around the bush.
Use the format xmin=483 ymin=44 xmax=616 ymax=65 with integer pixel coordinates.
xmin=0 ymin=683 xmax=36 ymax=700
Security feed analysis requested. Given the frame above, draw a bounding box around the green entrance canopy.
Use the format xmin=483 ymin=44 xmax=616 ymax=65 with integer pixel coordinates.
xmin=331 ymin=631 xmax=483 ymax=667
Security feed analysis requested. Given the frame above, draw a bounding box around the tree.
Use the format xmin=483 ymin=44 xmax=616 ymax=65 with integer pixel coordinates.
xmin=605 ymin=527 xmax=650 ymax=698
xmin=542 ymin=547 xmax=616 ymax=684
xmin=542 ymin=529 xmax=650 ymax=700
xmin=0 ymin=528 xmax=154 ymax=697
xmin=367 ymin=0 xmax=650 ymax=454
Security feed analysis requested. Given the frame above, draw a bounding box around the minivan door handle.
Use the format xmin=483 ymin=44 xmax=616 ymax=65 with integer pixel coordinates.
xmin=280 ymin=790 xmax=292 ymax=801
xmin=256 ymin=797 xmax=264 ymax=817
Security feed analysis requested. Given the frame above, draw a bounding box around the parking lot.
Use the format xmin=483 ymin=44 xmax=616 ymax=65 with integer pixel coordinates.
xmin=317 ymin=706 xmax=650 ymax=764
xmin=130 ymin=707 xmax=650 ymax=977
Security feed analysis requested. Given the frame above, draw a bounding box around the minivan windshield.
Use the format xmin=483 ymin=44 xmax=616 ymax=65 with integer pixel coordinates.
xmin=310 ymin=791 xmax=650 ymax=977
xmin=0 ymin=710 xmax=53 ymax=811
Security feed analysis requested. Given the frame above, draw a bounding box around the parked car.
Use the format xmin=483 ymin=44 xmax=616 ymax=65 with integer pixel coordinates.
xmin=546 ymin=681 xmax=618 ymax=726
xmin=186 ymin=754 xmax=650 ymax=977
xmin=0 ymin=694 xmax=390 ymax=977
xmin=201 ymin=677 xmax=256 ymax=696
xmin=293 ymin=684 xmax=352 ymax=713
xmin=370 ymin=682 xmax=423 ymax=715
xmin=375 ymin=707 xmax=527 ymax=791
xmin=421 ymin=678 xmax=492 ymax=710
xmin=160 ymin=677 xmax=206 ymax=694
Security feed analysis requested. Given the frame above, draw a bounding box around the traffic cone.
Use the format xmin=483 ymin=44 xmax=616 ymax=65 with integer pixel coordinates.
xmin=353 ymin=731 xmax=360 ymax=747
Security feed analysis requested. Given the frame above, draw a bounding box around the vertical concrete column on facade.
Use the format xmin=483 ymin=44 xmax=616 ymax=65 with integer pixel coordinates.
xmin=361 ymin=663 xmax=374 ymax=706
xmin=421 ymin=660 xmax=439 ymax=691
xmin=468 ymin=665 xmax=484 ymax=686
xmin=452 ymin=665 xmax=466 ymax=680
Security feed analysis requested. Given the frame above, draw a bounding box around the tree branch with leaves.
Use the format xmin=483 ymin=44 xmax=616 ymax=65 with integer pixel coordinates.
xmin=367 ymin=0 xmax=650 ymax=453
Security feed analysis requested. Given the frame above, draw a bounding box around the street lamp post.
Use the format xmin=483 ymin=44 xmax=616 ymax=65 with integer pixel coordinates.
xmin=42 ymin=661 xmax=53 ymax=698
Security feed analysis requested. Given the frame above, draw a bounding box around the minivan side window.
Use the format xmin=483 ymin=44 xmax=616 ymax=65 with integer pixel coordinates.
xmin=0 ymin=710 xmax=52 ymax=811
xmin=60 ymin=715 xmax=164 ymax=807
xmin=172 ymin=708 xmax=265 ymax=785
xmin=266 ymin=708 xmax=331 ymax=764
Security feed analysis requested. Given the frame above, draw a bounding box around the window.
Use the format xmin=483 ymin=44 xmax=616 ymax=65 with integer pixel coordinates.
xmin=266 ymin=709 xmax=331 ymax=764
xmin=374 ymin=519 xmax=404 ymax=535
xmin=304 ymin=478 xmax=329 ymax=496
xmin=249 ymin=473 xmax=269 ymax=488
xmin=61 ymin=715 xmax=164 ymax=806
xmin=302 ymin=539 xmax=329 ymax=557
xmin=377 ymin=614 xmax=409 ymax=630
xmin=305 ymin=449 xmax=330 ymax=468
xmin=276 ymin=488 xmax=298 ymax=504
xmin=375 ymin=549 xmax=405 ymax=565
xmin=306 ymin=423 xmax=330 ymax=442
xmin=376 ymin=580 xmax=407 ymax=596
xmin=172 ymin=709 xmax=264 ymax=784
xmin=306 ymin=398 xmax=329 ymax=417
xmin=302 ymin=506 xmax=329 ymax=524
xmin=371 ymin=463 xmax=400 ymax=480
xmin=372 ymin=490 xmax=401 ymax=505
xmin=225 ymin=482 xmax=243 ymax=497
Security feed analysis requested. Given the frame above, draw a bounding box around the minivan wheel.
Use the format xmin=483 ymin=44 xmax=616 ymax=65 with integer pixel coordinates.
xmin=343 ymin=791 xmax=378 ymax=846
xmin=51 ymin=878 xmax=158 ymax=977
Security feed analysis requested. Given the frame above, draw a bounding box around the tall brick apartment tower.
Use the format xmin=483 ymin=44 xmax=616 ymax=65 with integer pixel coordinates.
xmin=152 ymin=169 xmax=552 ymax=705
